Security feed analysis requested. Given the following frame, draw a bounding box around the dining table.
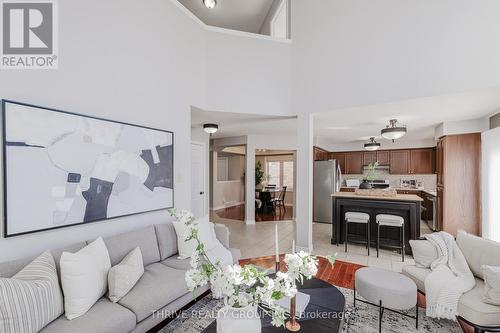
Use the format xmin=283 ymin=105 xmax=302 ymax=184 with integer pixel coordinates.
xmin=256 ymin=188 xmax=281 ymax=213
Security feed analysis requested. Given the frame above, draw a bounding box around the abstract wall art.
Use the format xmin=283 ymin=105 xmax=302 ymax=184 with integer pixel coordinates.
xmin=2 ymin=100 xmax=174 ymax=237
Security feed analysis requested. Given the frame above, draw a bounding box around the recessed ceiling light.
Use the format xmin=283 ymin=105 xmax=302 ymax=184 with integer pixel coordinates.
xmin=364 ymin=137 xmax=381 ymax=151
xmin=381 ymin=119 xmax=407 ymax=142
xmin=203 ymin=123 xmax=218 ymax=134
xmin=203 ymin=0 xmax=217 ymax=9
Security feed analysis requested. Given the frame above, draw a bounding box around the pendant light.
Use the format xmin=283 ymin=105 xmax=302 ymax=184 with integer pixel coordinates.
xmin=381 ymin=119 xmax=407 ymax=142
xmin=364 ymin=137 xmax=381 ymax=151
xmin=203 ymin=0 xmax=217 ymax=9
xmin=203 ymin=123 xmax=218 ymax=134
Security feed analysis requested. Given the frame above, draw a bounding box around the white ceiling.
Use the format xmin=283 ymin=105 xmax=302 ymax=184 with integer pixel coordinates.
xmin=313 ymin=88 xmax=500 ymax=145
xmin=192 ymin=88 xmax=500 ymax=145
xmin=191 ymin=108 xmax=296 ymax=138
xmin=177 ymin=0 xmax=274 ymax=34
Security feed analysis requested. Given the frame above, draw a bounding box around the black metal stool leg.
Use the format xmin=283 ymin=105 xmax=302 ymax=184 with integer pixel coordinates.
xmin=345 ymin=220 xmax=348 ymax=253
xmin=377 ymin=223 xmax=380 ymax=258
xmin=379 ymin=300 xmax=383 ymax=333
xmin=415 ymin=304 xmax=418 ymax=329
xmin=367 ymin=221 xmax=370 ymax=256
xmin=401 ymin=223 xmax=405 ymax=262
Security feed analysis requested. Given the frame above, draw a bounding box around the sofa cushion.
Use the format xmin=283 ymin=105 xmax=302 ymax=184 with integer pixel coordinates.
xmin=0 ymin=242 xmax=86 ymax=278
xmin=457 ymin=230 xmax=500 ymax=279
xmin=161 ymin=256 xmax=191 ymax=271
xmin=458 ymin=278 xmax=500 ymax=327
xmin=118 ymin=263 xmax=188 ymax=322
xmin=155 ymin=223 xmax=178 ymax=260
xmin=40 ymin=298 xmax=136 ymax=333
xmin=96 ymin=226 xmax=160 ymax=267
xmin=401 ymin=265 xmax=431 ymax=292
xmin=0 ymin=252 xmax=63 ymax=333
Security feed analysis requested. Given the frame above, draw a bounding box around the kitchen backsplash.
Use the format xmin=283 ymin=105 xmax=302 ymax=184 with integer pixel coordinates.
xmin=341 ymin=170 xmax=437 ymax=190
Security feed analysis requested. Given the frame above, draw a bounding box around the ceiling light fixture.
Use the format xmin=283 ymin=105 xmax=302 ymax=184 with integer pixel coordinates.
xmin=381 ymin=119 xmax=407 ymax=142
xmin=203 ymin=123 xmax=219 ymax=134
xmin=364 ymin=137 xmax=381 ymax=151
xmin=203 ymin=0 xmax=217 ymax=9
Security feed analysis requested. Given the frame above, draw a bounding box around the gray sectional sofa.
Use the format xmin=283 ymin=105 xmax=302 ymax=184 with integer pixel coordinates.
xmin=0 ymin=222 xmax=241 ymax=333
xmin=402 ymin=230 xmax=500 ymax=333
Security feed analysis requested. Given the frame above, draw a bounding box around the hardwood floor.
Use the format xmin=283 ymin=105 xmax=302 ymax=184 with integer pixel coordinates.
xmin=213 ymin=204 xmax=294 ymax=222
xmin=239 ymin=254 xmax=364 ymax=289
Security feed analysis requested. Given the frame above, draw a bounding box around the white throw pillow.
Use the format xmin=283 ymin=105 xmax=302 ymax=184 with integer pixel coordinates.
xmin=172 ymin=215 xmax=216 ymax=259
xmin=482 ymin=265 xmax=500 ymax=305
xmin=107 ymin=247 xmax=144 ymax=303
xmin=0 ymin=252 xmax=63 ymax=333
xmin=60 ymin=237 xmax=111 ymax=320
xmin=409 ymin=239 xmax=438 ymax=268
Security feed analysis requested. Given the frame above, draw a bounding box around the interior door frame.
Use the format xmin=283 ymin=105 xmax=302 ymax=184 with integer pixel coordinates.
xmin=191 ymin=141 xmax=207 ymax=217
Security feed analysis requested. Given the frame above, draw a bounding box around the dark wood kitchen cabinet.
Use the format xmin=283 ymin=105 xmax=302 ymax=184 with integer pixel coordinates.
xmin=313 ymin=146 xmax=330 ymax=161
xmin=437 ymin=134 xmax=481 ymax=236
xmin=330 ymin=152 xmax=346 ymax=173
xmin=345 ymin=152 xmax=363 ymax=174
xmin=376 ymin=150 xmax=390 ymax=165
xmin=363 ymin=151 xmax=377 ymax=165
xmin=389 ymin=150 xmax=410 ymax=174
xmin=409 ymin=148 xmax=435 ymax=174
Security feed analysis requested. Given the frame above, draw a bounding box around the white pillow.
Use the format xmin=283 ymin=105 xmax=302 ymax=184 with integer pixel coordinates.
xmin=108 ymin=247 xmax=144 ymax=303
xmin=172 ymin=215 xmax=216 ymax=259
xmin=482 ymin=265 xmax=500 ymax=305
xmin=409 ymin=239 xmax=438 ymax=268
xmin=60 ymin=237 xmax=111 ymax=320
xmin=0 ymin=252 xmax=63 ymax=333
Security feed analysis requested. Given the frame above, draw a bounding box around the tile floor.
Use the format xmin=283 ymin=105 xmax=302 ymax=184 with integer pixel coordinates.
xmin=211 ymin=216 xmax=416 ymax=273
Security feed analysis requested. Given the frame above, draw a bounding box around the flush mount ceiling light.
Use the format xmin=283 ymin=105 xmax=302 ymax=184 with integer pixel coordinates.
xmin=364 ymin=137 xmax=381 ymax=151
xmin=203 ymin=123 xmax=218 ymax=134
xmin=202 ymin=0 xmax=217 ymax=9
xmin=381 ymin=119 xmax=407 ymax=142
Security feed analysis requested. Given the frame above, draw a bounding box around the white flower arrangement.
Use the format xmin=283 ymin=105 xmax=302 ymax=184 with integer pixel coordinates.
xmin=168 ymin=208 xmax=336 ymax=328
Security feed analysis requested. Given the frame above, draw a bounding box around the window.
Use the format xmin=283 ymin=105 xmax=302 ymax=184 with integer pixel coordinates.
xmin=266 ymin=158 xmax=294 ymax=190
xmin=267 ymin=161 xmax=281 ymax=187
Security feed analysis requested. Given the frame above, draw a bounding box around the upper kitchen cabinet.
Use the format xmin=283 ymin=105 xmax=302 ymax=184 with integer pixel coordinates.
xmin=345 ymin=152 xmax=363 ymax=174
xmin=389 ymin=150 xmax=410 ymax=174
xmin=376 ymin=150 xmax=390 ymax=165
xmin=409 ymin=148 xmax=435 ymax=174
xmin=313 ymin=146 xmax=330 ymax=161
xmin=363 ymin=151 xmax=377 ymax=165
xmin=330 ymin=152 xmax=346 ymax=173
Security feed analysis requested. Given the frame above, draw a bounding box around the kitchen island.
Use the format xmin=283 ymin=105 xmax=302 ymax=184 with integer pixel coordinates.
xmin=331 ymin=192 xmax=423 ymax=254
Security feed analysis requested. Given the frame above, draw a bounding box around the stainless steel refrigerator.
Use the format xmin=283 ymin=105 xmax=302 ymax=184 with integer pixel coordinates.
xmin=313 ymin=160 xmax=342 ymax=223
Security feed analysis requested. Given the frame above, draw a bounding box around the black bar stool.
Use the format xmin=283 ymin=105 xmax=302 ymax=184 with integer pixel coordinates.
xmin=344 ymin=212 xmax=371 ymax=255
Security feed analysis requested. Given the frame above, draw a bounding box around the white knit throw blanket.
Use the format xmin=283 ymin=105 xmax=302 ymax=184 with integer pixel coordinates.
xmin=424 ymin=232 xmax=476 ymax=320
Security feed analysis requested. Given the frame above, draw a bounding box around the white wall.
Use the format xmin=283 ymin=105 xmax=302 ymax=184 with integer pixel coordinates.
xmin=204 ymin=30 xmax=292 ymax=117
xmin=291 ymin=0 xmax=500 ymax=115
xmin=212 ymin=154 xmax=245 ymax=210
xmin=0 ymin=0 xmax=205 ymax=261
xmin=434 ymin=118 xmax=490 ymax=140
xmin=482 ymin=127 xmax=500 ymax=242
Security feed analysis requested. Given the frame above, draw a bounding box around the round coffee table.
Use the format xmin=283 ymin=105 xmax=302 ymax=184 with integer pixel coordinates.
xmin=201 ymin=277 xmax=345 ymax=332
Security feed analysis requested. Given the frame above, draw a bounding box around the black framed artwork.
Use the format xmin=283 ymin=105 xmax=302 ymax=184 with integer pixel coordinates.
xmin=2 ymin=100 xmax=174 ymax=237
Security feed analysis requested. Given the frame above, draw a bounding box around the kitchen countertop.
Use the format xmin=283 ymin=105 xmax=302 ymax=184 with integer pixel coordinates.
xmin=340 ymin=186 xmax=436 ymax=197
xmin=332 ymin=191 xmax=424 ymax=202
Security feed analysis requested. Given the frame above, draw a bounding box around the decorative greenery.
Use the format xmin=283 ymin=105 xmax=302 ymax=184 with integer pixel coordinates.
xmin=255 ymin=160 xmax=265 ymax=186
xmin=167 ymin=208 xmax=336 ymax=328
xmin=365 ymin=161 xmax=379 ymax=181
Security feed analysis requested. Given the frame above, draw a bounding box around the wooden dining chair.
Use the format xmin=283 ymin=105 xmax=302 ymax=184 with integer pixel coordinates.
xmin=272 ymin=186 xmax=287 ymax=211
